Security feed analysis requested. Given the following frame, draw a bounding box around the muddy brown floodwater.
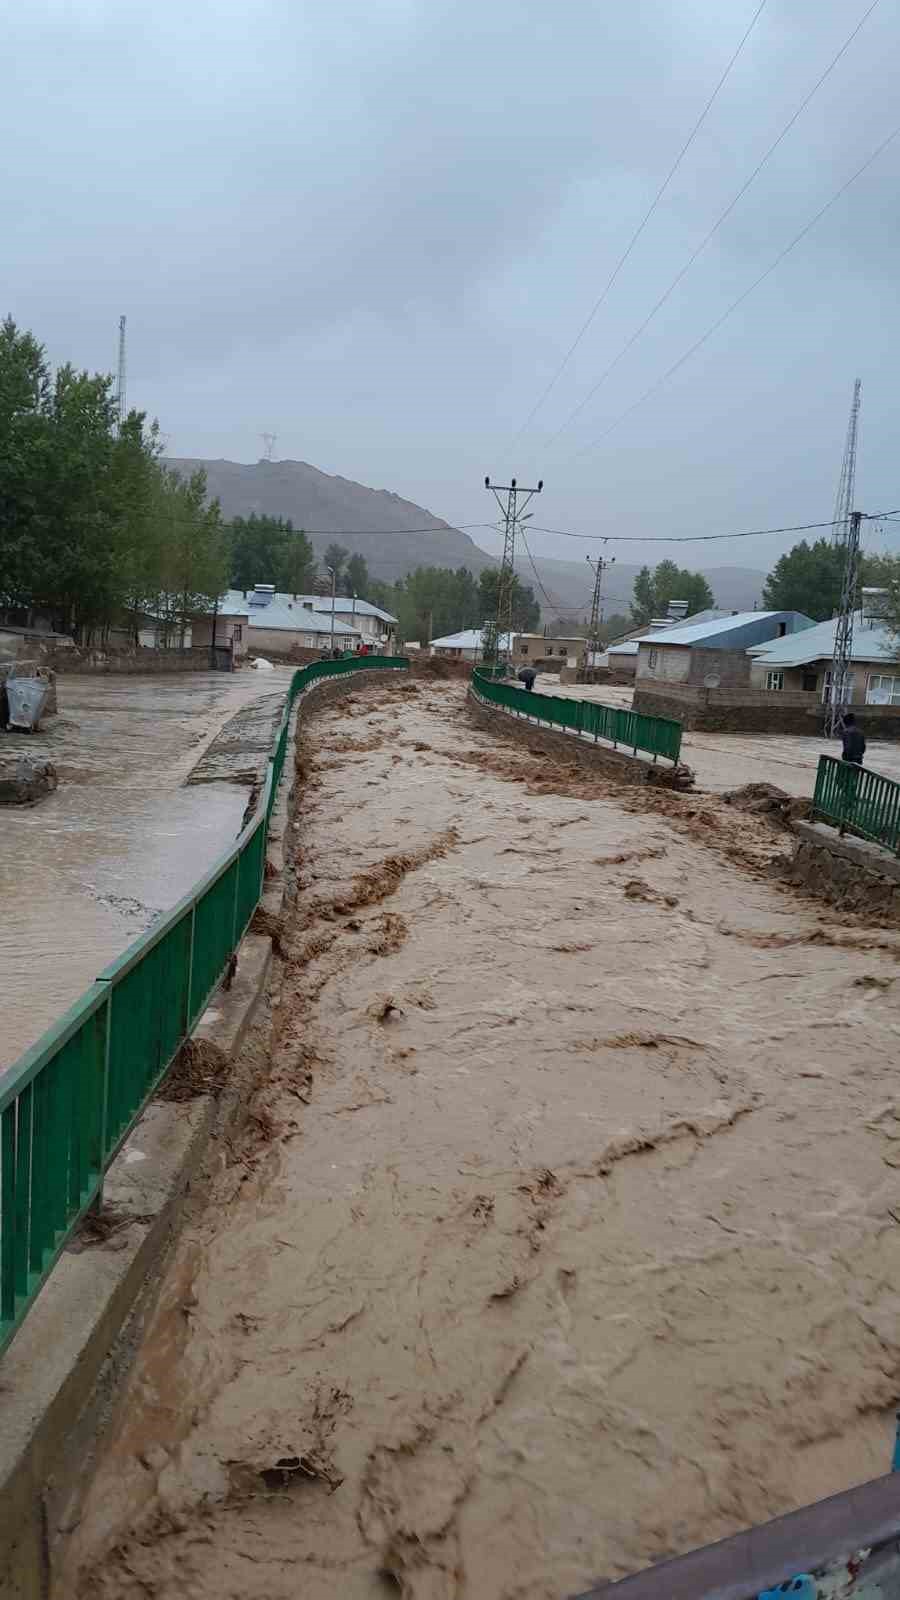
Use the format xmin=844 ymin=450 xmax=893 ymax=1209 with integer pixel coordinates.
xmin=0 ymin=669 xmax=293 ymax=1068
xmin=63 ymin=680 xmax=900 ymax=1600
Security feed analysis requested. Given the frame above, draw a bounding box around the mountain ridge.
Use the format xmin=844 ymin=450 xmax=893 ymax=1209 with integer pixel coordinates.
xmin=167 ymin=456 xmax=766 ymax=614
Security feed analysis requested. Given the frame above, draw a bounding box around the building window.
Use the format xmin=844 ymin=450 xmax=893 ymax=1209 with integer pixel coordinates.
xmin=520 ymin=643 xmax=528 ymax=655
xmin=777 ymin=622 xmax=787 ymax=637
xmin=559 ymin=646 xmax=568 ymax=656
xmin=866 ymin=673 xmax=900 ymax=706
xmin=647 ymin=648 xmax=658 ymax=670
xmin=233 ymin=624 xmax=243 ymax=643
xmin=801 ymin=670 xmax=817 ymax=692
xmin=765 ymin=671 xmax=784 ymax=692
xmin=546 ymin=646 xmax=554 ymax=655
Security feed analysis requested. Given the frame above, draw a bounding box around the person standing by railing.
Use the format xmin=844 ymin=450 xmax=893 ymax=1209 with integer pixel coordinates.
xmin=840 ymin=712 xmax=866 ymax=766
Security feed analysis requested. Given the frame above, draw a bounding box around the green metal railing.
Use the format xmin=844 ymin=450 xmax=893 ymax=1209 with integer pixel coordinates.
xmin=0 ymin=654 xmax=408 ymax=1356
xmin=812 ymin=753 xmax=900 ymax=854
xmin=471 ymin=667 xmax=683 ymax=764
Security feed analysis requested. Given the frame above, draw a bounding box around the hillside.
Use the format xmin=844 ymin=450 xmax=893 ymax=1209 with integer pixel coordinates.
xmin=168 ymin=456 xmax=765 ymax=616
xmin=165 ymin=457 xmax=495 ymax=584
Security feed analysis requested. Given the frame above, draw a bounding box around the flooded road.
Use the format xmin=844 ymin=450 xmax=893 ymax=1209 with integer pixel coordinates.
xmin=64 ymin=680 xmax=900 ymax=1599
xmin=1 ymin=669 xmax=292 ymax=1067
xmin=534 ymin=675 xmax=900 ymax=794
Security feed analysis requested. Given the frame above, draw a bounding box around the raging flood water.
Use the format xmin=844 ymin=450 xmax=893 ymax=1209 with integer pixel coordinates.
xmin=61 ymin=680 xmax=900 ymax=1599
xmin=0 ymin=669 xmax=293 ymax=1068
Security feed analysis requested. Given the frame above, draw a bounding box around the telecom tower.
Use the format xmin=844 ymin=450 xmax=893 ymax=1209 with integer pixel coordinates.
xmin=116 ymin=315 xmax=127 ymax=433
xmin=483 ymin=475 xmax=543 ymax=670
xmin=831 ymin=379 xmax=861 ymax=546
xmin=585 ymin=550 xmax=614 ymax=683
xmin=824 ymin=381 xmax=863 ymax=738
xmin=260 ymin=433 xmax=277 ymax=462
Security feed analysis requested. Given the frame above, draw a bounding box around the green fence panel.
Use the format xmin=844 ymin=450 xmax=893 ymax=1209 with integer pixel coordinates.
xmin=470 ymin=667 xmax=682 ymax=764
xmin=0 ymin=653 xmax=409 ymax=1357
xmin=813 ymin=753 xmax=900 ymax=854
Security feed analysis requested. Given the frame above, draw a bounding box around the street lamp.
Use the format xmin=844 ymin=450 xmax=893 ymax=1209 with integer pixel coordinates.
xmin=326 ymin=566 xmax=336 ymax=655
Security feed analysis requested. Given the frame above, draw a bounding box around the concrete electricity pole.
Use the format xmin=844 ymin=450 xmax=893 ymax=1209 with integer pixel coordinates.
xmin=483 ymin=475 xmax=543 ymax=673
xmin=585 ymin=551 xmax=614 ymax=683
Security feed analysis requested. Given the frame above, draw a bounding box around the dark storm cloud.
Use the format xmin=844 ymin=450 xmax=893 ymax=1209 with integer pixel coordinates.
xmin=4 ymin=0 xmax=899 ymax=576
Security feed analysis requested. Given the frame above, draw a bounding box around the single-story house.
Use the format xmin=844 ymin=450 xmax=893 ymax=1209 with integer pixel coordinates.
xmin=636 ymin=610 xmax=814 ymax=685
xmin=511 ymin=634 xmax=587 ymax=671
xmin=431 ymin=628 xmax=514 ymax=662
xmin=748 ymin=618 xmax=900 ymax=705
xmin=603 ymin=608 xmax=727 ymax=679
xmin=221 ymin=586 xmax=360 ymax=653
xmin=189 ymin=608 xmax=251 ymax=661
xmin=308 ymin=597 xmax=397 ymax=648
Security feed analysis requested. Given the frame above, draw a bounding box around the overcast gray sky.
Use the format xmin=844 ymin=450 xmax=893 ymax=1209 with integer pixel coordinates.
xmin=5 ymin=0 xmax=900 ymax=576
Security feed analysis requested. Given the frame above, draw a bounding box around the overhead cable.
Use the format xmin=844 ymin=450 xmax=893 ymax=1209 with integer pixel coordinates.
xmin=546 ymin=0 xmax=883 ymax=448
xmin=561 ymin=121 xmax=900 ymax=464
xmin=505 ymin=0 xmax=770 ymax=451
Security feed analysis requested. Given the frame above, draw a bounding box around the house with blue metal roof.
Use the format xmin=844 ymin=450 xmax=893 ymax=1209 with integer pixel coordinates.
xmin=635 ymin=610 xmax=815 ymax=686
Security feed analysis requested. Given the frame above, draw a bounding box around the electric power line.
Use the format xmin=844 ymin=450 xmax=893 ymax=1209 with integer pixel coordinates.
xmin=560 ymin=120 xmax=900 ymax=464
xmin=506 ymin=0 xmax=770 ymax=451
xmin=545 ymin=0 xmax=883 ymax=449
xmin=526 ymin=511 xmax=898 ymax=544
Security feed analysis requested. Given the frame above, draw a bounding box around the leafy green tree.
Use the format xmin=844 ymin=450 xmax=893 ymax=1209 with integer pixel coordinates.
xmin=631 ymin=561 xmax=714 ymax=626
xmin=279 ymin=527 xmax=316 ymax=596
xmin=323 ymin=542 xmax=349 ymax=587
xmin=0 ymin=318 xmax=53 ymax=613
xmin=761 ymin=539 xmax=845 ymax=622
xmin=230 ymin=514 xmax=289 ymax=590
xmin=344 ymin=552 xmax=370 ymax=599
xmin=478 ymin=569 xmax=540 ymax=632
xmin=597 ymin=611 xmax=631 ymax=645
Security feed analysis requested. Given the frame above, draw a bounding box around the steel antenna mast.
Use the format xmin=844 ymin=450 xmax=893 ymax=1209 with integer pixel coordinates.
xmin=483 ymin=476 xmax=543 ymax=673
xmin=116 ymin=315 xmax=127 ymax=434
xmin=831 ymin=378 xmax=861 ymax=547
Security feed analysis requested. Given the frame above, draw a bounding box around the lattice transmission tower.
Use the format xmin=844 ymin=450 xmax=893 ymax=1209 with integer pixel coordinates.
xmin=482 ymin=475 xmax=543 ymax=671
xmin=831 ymin=378 xmax=861 ymax=547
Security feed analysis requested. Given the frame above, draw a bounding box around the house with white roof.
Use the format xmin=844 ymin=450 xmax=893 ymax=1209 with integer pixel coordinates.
xmin=431 ymin=628 xmax=514 ymax=662
xmin=748 ymin=617 xmax=899 ymax=706
xmin=221 ymin=586 xmax=361 ymax=653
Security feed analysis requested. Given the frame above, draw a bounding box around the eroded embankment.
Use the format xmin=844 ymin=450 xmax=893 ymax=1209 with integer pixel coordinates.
xmin=61 ymin=680 xmax=900 ymax=1600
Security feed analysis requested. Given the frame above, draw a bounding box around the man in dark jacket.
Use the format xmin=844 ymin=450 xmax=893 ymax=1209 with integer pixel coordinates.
xmin=840 ymin=712 xmax=866 ymax=765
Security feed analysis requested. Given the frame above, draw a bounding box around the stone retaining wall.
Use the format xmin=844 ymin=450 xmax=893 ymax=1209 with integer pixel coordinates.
xmin=634 ymin=684 xmax=900 ymax=736
xmin=781 ymin=819 xmax=900 ymax=921
xmin=466 ymin=686 xmax=692 ymax=788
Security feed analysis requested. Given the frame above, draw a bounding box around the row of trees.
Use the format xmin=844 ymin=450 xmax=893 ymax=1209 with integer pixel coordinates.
xmin=762 ymin=538 xmax=900 ymax=624
xmin=0 ymin=318 xmax=229 ymax=645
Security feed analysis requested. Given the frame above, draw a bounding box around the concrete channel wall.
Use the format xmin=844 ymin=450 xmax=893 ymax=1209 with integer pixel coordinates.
xmin=780 ymin=819 xmax=900 ymax=922
xmin=0 ymin=666 xmax=405 ymax=1600
xmin=466 ymin=682 xmax=692 ymax=788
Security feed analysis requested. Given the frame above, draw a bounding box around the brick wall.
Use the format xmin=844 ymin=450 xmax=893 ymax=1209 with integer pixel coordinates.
xmin=686 ymin=647 xmax=752 ymax=687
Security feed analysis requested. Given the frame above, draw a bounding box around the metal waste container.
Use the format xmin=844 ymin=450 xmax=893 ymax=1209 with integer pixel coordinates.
xmin=7 ymin=677 xmax=50 ymax=732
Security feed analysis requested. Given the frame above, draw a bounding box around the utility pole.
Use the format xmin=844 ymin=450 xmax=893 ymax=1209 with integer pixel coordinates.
xmin=831 ymin=380 xmax=861 ymax=547
xmin=825 ymin=509 xmax=862 ymax=738
xmin=116 ymin=315 xmax=127 ymax=435
xmin=585 ymin=550 xmax=614 ymax=683
xmin=483 ymin=475 xmax=543 ymax=673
